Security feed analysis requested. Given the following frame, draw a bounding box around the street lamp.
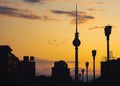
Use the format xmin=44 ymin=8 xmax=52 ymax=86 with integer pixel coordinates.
xmin=81 ymin=69 xmax=85 ymax=82
xmin=85 ymin=62 xmax=89 ymax=83
xmin=104 ymin=25 xmax=112 ymax=62
xmin=79 ymin=73 xmax=81 ymax=81
xmin=92 ymin=49 xmax=97 ymax=80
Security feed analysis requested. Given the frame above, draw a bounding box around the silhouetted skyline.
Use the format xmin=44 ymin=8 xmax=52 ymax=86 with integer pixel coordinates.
xmin=1 ymin=1 xmax=120 ymax=78
xmin=1 ymin=1 xmax=120 ymax=86
xmin=1 ymin=45 xmax=120 ymax=86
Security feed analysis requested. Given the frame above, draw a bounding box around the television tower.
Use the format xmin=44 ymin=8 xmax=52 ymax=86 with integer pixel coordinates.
xmin=72 ymin=4 xmax=81 ymax=82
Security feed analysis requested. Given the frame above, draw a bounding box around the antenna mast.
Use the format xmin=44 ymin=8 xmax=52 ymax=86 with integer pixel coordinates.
xmin=76 ymin=4 xmax=78 ymax=33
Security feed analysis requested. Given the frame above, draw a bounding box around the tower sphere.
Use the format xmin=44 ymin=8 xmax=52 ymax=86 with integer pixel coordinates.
xmin=73 ymin=38 xmax=81 ymax=47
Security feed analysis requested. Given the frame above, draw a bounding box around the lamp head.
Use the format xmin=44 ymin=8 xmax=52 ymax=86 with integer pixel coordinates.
xmin=92 ymin=49 xmax=97 ymax=57
xmin=81 ymin=69 xmax=85 ymax=73
xmin=85 ymin=62 xmax=89 ymax=67
xmin=104 ymin=25 xmax=112 ymax=36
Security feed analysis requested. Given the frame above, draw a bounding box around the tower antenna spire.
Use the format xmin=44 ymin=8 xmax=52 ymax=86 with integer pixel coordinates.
xmin=76 ymin=4 xmax=78 ymax=33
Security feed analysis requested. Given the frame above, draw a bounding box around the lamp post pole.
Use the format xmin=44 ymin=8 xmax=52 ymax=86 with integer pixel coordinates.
xmin=85 ymin=62 xmax=89 ymax=83
xmin=104 ymin=25 xmax=112 ymax=62
xmin=81 ymin=69 xmax=85 ymax=82
xmin=104 ymin=25 xmax=112 ymax=77
xmin=92 ymin=49 xmax=97 ymax=81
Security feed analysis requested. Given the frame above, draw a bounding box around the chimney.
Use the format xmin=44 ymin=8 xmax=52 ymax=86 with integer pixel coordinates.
xmin=23 ymin=56 xmax=29 ymax=61
xmin=30 ymin=56 xmax=34 ymax=62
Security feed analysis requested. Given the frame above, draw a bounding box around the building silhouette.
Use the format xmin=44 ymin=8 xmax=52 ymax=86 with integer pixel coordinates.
xmin=0 ymin=45 xmax=36 ymax=86
xmin=0 ymin=45 xmax=20 ymax=80
xmin=19 ymin=56 xmax=35 ymax=80
xmin=88 ymin=58 xmax=120 ymax=86
xmin=101 ymin=58 xmax=120 ymax=77
xmin=52 ymin=60 xmax=72 ymax=86
xmin=52 ymin=60 xmax=70 ymax=80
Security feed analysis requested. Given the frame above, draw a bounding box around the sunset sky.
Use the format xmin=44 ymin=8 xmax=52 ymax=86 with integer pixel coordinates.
xmin=0 ymin=0 xmax=120 ymax=80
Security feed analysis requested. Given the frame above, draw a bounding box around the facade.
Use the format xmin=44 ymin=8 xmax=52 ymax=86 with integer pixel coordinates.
xmin=19 ymin=56 xmax=36 ymax=80
xmin=52 ymin=60 xmax=71 ymax=81
xmin=0 ymin=45 xmax=36 ymax=81
xmin=101 ymin=58 xmax=120 ymax=77
xmin=0 ymin=45 xmax=19 ymax=79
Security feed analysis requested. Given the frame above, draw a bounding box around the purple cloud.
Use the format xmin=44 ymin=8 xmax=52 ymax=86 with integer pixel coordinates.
xmin=51 ymin=10 xmax=85 ymax=17
xmin=24 ymin=0 xmax=41 ymax=3
xmin=88 ymin=1 xmax=105 ymax=5
xmin=88 ymin=25 xmax=118 ymax=30
xmin=35 ymin=58 xmax=76 ymax=76
xmin=0 ymin=6 xmax=58 ymax=21
xmin=23 ymin=0 xmax=54 ymax=3
xmin=87 ymin=8 xmax=106 ymax=12
xmin=88 ymin=26 xmax=105 ymax=30
xmin=35 ymin=58 xmax=54 ymax=76
xmin=51 ymin=10 xmax=95 ymax=24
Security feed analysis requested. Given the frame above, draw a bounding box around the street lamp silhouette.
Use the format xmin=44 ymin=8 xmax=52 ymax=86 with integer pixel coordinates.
xmin=79 ymin=73 xmax=81 ymax=81
xmin=92 ymin=49 xmax=97 ymax=80
xmin=81 ymin=69 xmax=85 ymax=82
xmin=104 ymin=25 xmax=112 ymax=62
xmin=85 ymin=62 xmax=89 ymax=83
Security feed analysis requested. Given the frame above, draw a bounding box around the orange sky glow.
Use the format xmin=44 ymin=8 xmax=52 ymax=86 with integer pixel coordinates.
xmin=0 ymin=0 xmax=120 ymax=80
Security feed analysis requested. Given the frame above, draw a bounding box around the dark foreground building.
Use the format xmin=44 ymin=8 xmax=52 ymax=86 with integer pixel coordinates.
xmin=101 ymin=58 xmax=120 ymax=77
xmin=89 ymin=58 xmax=120 ymax=86
xmin=19 ymin=56 xmax=36 ymax=80
xmin=0 ymin=45 xmax=36 ymax=86
xmin=0 ymin=45 xmax=19 ymax=79
xmin=52 ymin=60 xmax=73 ymax=86
xmin=52 ymin=60 xmax=70 ymax=79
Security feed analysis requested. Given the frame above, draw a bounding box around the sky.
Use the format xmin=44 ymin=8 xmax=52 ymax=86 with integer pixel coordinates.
xmin=0 ymin=0 xmax=120 ymax=81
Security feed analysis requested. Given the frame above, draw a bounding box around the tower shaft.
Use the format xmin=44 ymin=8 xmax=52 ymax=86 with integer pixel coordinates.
xmin=75 ymin=47 xmax=78 ymax=81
